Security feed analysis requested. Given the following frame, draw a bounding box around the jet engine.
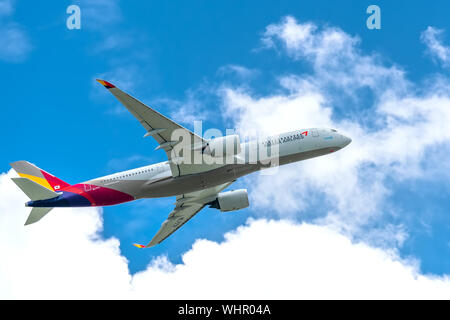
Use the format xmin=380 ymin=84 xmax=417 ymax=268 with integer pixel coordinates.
xmin=203 ymin=135 xmax=241 ymax=157
xmin=208 ymin=189 xmax=249 ymax=212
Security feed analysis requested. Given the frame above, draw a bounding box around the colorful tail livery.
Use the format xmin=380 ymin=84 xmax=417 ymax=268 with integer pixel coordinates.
xmin=11 ymin=160 xmax=135 ymax=225
xmin=10 ymin=161 xmax=70 ymax=225
xmin=10 ymin=161 xmax=70 ymax=192
xmin=96 ymin=79 xmax=115 ymax=89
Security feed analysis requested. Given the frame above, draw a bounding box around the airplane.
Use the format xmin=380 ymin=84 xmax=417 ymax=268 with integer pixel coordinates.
xmin=10 ymin=79 xmax=351 ymax=248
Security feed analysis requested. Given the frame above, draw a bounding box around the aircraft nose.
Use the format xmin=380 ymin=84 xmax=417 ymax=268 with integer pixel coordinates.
xmin=341 ymin=134 xmax=352 ymax=148
xmin=342 ymin=136 xmax=352 ymax=147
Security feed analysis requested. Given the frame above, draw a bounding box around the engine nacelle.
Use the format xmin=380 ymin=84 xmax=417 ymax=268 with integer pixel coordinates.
xmin=203 ymin=135 xmax=241 ymax=157
xmin=208 ymin=189 xmax=249 ymax=212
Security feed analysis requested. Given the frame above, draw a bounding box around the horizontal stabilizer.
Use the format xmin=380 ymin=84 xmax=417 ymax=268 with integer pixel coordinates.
xmin=10 ymin=160 xmax=70 ymax=191
xmin=11 ymin=177 xmax=59 ymax=201
xmin=25 ymin=207 xmax=53 ymax=225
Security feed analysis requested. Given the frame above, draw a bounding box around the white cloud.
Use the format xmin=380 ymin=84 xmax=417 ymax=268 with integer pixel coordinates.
xmin=421 ymin=26 xmax=450 ymax=68
xmin=262 ymin=16 xmax=407 ymax=95
xmin=0 ymin=170 xmax=131 ymax=299
xmin=1 ymin=169 xmax=450 ymax=299
xmin=220 ymin=17 xmax=450 ymax=245
xmin=133 ymin=219 xmax=450 ymax=299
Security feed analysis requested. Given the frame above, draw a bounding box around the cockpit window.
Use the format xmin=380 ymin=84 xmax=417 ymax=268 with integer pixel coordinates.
xmin=331 ymin=129 xmax=337 ymax=132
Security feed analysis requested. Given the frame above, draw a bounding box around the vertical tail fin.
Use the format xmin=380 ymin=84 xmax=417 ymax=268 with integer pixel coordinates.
xmin=10 ymin=161 xmax=70 ymax=191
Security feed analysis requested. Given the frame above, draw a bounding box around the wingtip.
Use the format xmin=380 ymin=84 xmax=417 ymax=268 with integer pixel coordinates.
xmin=96 ymin=79 xmax=116 ymax=89
xmin=10 ymin=160 xmax=25 ymax=169
xmin=133 ymin=243 xmax=147 ymax=249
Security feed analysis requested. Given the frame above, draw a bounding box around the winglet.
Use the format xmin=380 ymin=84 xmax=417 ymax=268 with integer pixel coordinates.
xmin=96 ymin=79 xmax=116 ymax=89
xmin=133 ymin=243 xmax=147 ymax=249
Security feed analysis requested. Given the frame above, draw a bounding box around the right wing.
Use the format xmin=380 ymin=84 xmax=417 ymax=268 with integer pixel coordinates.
xmin=133 ymin=181 xmax=234 ymax=248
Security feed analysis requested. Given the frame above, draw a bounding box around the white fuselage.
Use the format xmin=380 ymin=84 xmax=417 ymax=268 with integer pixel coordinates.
xmin=87 ymin=128 xmax=351 ymax=199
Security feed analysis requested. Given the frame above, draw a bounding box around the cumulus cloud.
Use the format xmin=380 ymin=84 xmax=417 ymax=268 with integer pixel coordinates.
xmin=220 ymin=16 xmax=450 ymax=246
xmin=0 ymin=170 xmax=130 ymax=299
xmin=1 ymin=169 xmax=450 ymax=299
xmin=132 ymin=219 xmax=450 ymax=299
xmin=421 ymin=26 xmax=450 ymax=68
xmin=261 ymin=16 xmax=407 ymax=95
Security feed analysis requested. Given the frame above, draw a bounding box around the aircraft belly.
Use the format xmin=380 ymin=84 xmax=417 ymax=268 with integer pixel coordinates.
xmin=138 ymin=165 xmax=240 ymax=198
xmin=100 ymin=147 xmax=339 ymax=200
xmin=90 ymin=179 xmax=145 ymax=198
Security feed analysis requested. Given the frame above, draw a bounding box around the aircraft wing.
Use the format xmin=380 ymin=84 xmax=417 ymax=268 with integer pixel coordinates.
xmin=96 ymin=79 xmax=212 ymax=177
xmin=133 ymin=181 xmax=234 ymax=248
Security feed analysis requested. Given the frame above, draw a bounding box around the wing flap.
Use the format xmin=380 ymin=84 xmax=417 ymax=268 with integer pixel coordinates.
xmin=134 ymin=203 xmax=205 ymax=248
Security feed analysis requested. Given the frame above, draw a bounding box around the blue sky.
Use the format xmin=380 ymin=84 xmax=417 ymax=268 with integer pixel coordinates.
xmin=2 ymin=0 xmax=450 ymax=297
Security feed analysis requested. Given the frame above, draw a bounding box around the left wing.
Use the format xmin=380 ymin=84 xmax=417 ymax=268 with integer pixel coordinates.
xmin=96 ymin=79 xmax=214 ymax=177
xmin=133 ymin=181 xmax=234 ymax=248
